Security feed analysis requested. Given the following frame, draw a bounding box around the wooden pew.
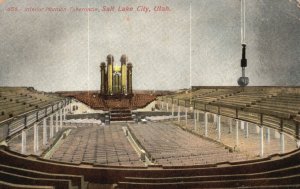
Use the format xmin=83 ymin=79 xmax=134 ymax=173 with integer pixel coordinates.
xmin=0 ymin=181 xmax=54 ymax=189
xmin=0 ymin=171 xmax=72 ymax=189
xmin=0 ymin=164 xmax=85 ymax=189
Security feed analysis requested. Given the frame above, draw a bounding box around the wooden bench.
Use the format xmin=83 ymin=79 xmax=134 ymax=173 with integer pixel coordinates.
xmin=0 ymin=180 xmax=54 ymax=189
xmin=0 ymin=171 xmax=72 ymax=189
xmin=0 ymin=164 xmax=85 ymax=189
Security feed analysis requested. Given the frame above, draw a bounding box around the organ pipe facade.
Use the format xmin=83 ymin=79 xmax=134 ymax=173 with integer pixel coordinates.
xmin=100 ymin=54 xmax=133 ymax=96
xmin=107 ymin=55 xmax=113 ymax=95
xmin=100 ymin=62 xmax=106 ymax=94
xmin=121 ymin=55 xmax=127 ymax=95
xmin=127 ymin=63 xmax=133 ymax=95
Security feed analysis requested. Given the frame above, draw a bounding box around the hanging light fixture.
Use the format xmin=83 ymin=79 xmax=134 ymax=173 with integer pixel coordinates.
xmin=237 ymin=0 xmax=249 ymax=87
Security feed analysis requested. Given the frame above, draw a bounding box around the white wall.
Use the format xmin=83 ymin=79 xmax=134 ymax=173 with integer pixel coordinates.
xmin=69 ymin=100 xmax=104 ymax=114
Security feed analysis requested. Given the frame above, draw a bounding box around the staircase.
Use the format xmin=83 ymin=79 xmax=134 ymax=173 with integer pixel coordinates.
xmin=110 ymin=109 xmax=133 ymax=122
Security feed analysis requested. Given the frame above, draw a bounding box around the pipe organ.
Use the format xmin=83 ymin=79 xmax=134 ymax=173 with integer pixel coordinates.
xmin=100 ymin=54 xmax=133 ymax=96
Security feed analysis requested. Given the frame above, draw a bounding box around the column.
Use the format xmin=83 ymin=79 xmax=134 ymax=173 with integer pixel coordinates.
xmin=177 ymin=106 xmax=180 ymax=123
xmin=204 ymin=112 xmax=208 ymax=137
xmin=274 ymin=130 xmax=280 ymax=139
xmin=214 ymin=114 xmax=217 ymax=128
xmin=161 ymin=101 xmax=164 ymax=110
xmin=166 ymin=103 xmax=169 ymax=112
xmin=55 ymin=112 xmax=59 ymax=132
xmin=245 ymin=122 xmax=249 ymax=138
xmin=280 ymin=132 xmax=285 ymax=153
xmin=33 ymin=123 xmax=39 ymax=154
xmin=50 ymin=114 xmax=54 ymax=138
xmin=60 ymin=109 xmax=63 ymax=129
xmin=266 ymin=127 xmax=270 ymax=143
xmin=194 ymin=110 xmax=197 ymax=131
xmin=69 ymin=103 xmax=72 ymax=113
xmin=185 ymin=107 xmax=188 ymax=126
xmin=260 ymin=126 xmax=264 ymax=157
xmin=256 ymin=125 xmax=260 ymax=134
xmin=171 ymin=104 xmax=174 ymax=117
xmin=21 ymin=129 xmax=27 ymax=154
xmin=235 ymin=120 xmax=239 ymax=147
xmin=229 ymin=118 xmax=232 ymax=134
xmin=240 ymin=121 xmax=244 ymax=130
xmin=197 ymin=111 xmax=200 ymax=122
xmin=43 ymin=118 xmax=47 ymax=145
xmin=63 ymin=108 xmax=66 ymax=121
xmin=217 ymin=115 xmax=221 ymax=141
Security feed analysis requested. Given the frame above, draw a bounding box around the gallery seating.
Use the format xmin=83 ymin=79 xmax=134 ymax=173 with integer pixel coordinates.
xmin=0 ymin=87 xmax=64 ymax=122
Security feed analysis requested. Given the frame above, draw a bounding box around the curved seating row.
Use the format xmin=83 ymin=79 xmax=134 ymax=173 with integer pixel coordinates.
xmin=0 ymin=87 xmax=64 ymax=122
xmin=1 ymin=145 xmax=300 ymax=188
xmin=50 ymin=124 xmax=143 ymax=167
xmin=128 ymin=122 xmax=248 ymax=166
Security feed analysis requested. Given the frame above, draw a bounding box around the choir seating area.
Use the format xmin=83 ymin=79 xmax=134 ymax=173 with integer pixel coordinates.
xmin=60 ymin=92 xmax=156 ymax=110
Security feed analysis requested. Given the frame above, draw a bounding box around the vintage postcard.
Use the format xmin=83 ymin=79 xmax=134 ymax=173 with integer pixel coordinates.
xmin=0 ymin=0 xmax=300 ymax=188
